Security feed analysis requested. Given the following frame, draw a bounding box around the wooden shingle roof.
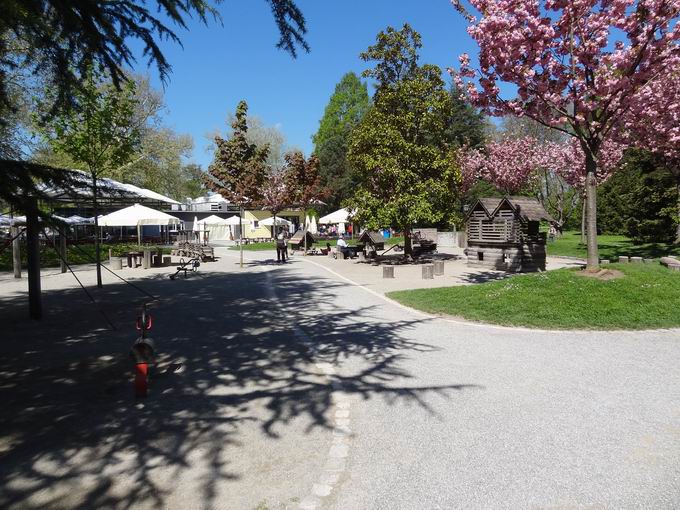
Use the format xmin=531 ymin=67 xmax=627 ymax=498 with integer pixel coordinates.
xmin=359 ymin=230 xmax=385 ymax=245
xmin=466 ymin=196 xmax=553 ymax=222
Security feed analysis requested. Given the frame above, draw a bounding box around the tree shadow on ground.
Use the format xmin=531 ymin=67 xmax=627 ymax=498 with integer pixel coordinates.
xmin=0 ymin=264 xmax=479 ymax=509
xmin=456 ymin=270 xmax=510 ymax=284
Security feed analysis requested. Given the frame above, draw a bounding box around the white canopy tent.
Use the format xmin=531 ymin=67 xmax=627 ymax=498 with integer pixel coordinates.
xmin=260 ymin=217 xmax=293 ymax=227
xmin=260 ymin=216 xmax=292 ymax=238
xmin=223 ymin=215 xmax=242 ymax=225
xmin=98 ymin=203 xmax=180 ymax=245
xmin=318 ymin=208 xmax=352 ymax=224
xmin=201 ymin=215 xmax=237 ymax=241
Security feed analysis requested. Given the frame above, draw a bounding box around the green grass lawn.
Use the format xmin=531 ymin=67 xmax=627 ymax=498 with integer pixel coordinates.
xmin=388 ymin=263 xmax=680 ymax=329
xmin=230 ymin=236 xmax=405 ymax=251
xmin=547 ymin=231 xmax=680 ymax=260
xmin=0 ymin=243 xmax=171 ymax=271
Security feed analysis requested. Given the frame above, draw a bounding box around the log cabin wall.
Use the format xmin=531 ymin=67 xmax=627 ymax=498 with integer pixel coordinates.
xmin=465 ymin=198 xmax=548 ymax=273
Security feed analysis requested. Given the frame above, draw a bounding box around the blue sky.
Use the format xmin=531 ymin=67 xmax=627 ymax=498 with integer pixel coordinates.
xmin=132 ymin=1 xmax=481 ymax=168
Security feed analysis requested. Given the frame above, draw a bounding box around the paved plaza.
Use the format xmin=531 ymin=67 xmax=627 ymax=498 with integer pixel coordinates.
xmin=0 ymin=248 xmax=678 ymax=509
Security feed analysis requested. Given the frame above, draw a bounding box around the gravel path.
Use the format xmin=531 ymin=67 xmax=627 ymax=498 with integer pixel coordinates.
xmin=0 ymin=248 xmax=678 ymax=509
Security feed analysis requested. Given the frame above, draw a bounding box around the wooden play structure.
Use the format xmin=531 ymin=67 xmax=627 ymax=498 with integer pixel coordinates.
xmin=465 ymin=196 xmax=552 ymax=272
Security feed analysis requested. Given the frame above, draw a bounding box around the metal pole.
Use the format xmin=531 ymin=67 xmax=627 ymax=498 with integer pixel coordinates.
xmin=239 ymin=206 xmax=244 ymax=269
xmin=25 ymin=201 xmax=42 ymax=320
xmin=11 ymin=225 xmax=21 ymax=278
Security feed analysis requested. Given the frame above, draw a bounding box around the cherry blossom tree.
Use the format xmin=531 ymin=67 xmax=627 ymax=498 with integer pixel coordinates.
xmin=459 ymin=137 xmax=543 ymax=194
xmin=451 ymin=0 xmax=680 ymax=268
xmin=460 ymin=136 xmax=624 ymax=233
xmin=260 ymin=172 xmax=292 ymax=238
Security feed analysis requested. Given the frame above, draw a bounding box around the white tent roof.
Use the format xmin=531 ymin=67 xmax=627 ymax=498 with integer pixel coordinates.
xmin=318 ymin=208 xmax=353 ymax=224
xmin=260 ymin=216 xmax=293 ymax=226
xmin=98 ymin=204 xmax=181 ymax=227
xmin=201 ymin=214 xmax=233 ymax=225
xmin=223 ymin=215 xmax=242 ymax=225
xmin=0 ymin=215 xmax=26 ymax=226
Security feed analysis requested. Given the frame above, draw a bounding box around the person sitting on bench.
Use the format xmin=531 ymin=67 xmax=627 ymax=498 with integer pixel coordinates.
xmin=337 ymin=235 xmax=351 ymax=259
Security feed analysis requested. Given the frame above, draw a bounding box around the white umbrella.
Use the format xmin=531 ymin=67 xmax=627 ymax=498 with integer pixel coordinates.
xmin=309 ymin=215 xmax=318 ymax=234
xmin=192 ymin=215 xmax=200 ymax=233
xmin=337 ymin=222 xmax=346 ymax=235
xmin=318 ymin=208 xmax=352 ymax=224
xmin=304 ymin=214 xmax=311 ymax=228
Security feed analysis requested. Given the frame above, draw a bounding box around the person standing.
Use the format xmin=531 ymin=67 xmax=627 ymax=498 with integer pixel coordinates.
xmin=276 ymin=232 xmax=286 ymax=263
xmin=283 ymin=227 xmax=290 ymax=260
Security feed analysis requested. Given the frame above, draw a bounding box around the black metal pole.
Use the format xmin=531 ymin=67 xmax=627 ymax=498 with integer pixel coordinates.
xmin=25 ymin=200 xmax=42 ymax=320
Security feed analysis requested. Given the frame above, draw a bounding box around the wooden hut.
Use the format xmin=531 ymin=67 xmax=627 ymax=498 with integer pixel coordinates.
xmin=465 ymin=196 xmax=552 ymax=272
xmin=358 ymin=230 xmax=385 ymax=258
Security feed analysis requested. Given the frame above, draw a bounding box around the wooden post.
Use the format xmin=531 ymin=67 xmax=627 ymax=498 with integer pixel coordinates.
xmin=25 ymin=201 xmax=42 ymax=320
xmin=59 ymin=226 xmax=68 ymax=273
xmin=11 ymin=226 xmax=21 ymax=278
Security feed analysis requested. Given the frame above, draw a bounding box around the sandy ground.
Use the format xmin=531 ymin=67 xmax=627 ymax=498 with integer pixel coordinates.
xmin=287 ymin=245 xmax=582 ymax=294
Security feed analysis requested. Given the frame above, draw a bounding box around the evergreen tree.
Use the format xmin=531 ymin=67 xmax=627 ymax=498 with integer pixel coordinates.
xmin=312 ymin=72 xmax=369 ymax=211
xmin=598 ymin=150 xmax=678 ymax=243
xmin=444 ymin=84 xmax=486 ymax=149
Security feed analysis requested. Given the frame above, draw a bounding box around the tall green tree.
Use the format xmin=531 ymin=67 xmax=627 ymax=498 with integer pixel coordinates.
xmin=312 ymin=72 xmax=369 ymax=210
xmin=598 ymin=150 xmax=678 ymax=243
xmin=348 ymin=24 xmax=459 ymax=257
xmin=33 ymin=74 xmax=198 ymax=201
xmin=444 ymin=84 xmax=486 ymax=149
xmin=35 ymin=66 xmax=140 ymax=287
xmin=207 ymin=100 xmax=268 ymax=267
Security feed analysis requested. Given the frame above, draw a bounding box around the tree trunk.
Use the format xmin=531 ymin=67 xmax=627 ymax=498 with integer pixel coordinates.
xmin=11 ymin=225 xmax=21 ymax=278
xmin=92 ymin=172 xmax=103 ymax=287
xmin=59 ymin=226 xmax=67 ymax=273
xmin=303 ymin=210 xmax=308 ymax=256
xmin=580 ymin=193 xmax=586 ymax=245
xmin=239 ymin=206 xmax=244 ymax=268
xmin=403 ymin=226 xmax=412 ymax=258
xmin=273 ymin=213 xmax=277 ymax=240
xmin=584 ymin=153 xmax=599 ymax=270
xmin=675 ymin=182 xmax=680 ymax=244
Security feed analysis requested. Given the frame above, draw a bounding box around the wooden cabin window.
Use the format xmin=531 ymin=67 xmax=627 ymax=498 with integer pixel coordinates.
xmin=527 ymin=221 xmax=539 ymax=236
